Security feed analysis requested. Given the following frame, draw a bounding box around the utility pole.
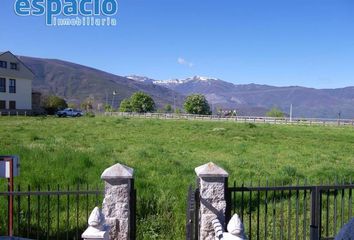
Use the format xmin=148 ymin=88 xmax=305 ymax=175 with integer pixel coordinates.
xmin=338 ymin=111 xmax=341 ymax=126
xmin=289 ymin=104 xmax=293 ymax=122
xmin=173 ymin=94 xmax=176 ymax=113
xmin=105 ymin=90 xmax=108 ymax=106
xmin=111 ymin=90 xmax=117 ymax=109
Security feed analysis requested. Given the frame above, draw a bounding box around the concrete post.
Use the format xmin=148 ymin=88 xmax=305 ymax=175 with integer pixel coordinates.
xmin=101 ymin=163 xmax=134 ymax=240
xmin=195 ymin=162 xmax=229 ymax=240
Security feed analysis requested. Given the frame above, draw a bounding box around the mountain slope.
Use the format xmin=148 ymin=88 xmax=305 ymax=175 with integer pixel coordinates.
xmin=18 ymin=56 xmax=185 ymax=109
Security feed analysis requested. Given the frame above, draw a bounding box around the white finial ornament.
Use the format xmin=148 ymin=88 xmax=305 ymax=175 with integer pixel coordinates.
xmin=82 ymin=207 xmax=109 ymax=240
xmin=88 ymin=207 xmax=105 ymax=230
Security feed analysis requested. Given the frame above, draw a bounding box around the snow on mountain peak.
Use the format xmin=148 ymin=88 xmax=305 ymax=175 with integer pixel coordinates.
xmin=127 ymin=75 xmax=220 ymax=86
xmin=153 ymin=76 xmax=219 ymax=85
xmin=187 ymin=76 xmax=219 ymax=81
xmin=153 ymin=78 xmax=184 ymax=85
xmin=126 ymin=75 xmax=155 ymax=83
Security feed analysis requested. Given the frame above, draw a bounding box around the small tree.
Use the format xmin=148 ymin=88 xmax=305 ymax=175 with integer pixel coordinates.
xmin=119 ymin=99 xmax=132 ymax=112
xmin=104 ymin=104 xmax=114 ymax=112
xmin=266 ymin=107 xmax=284 ymax=118
xmin=184 ymin=94 xmax=211 ymax=115
xmin=81 ymin=97 xmax=94 ymax=111
xmin=130 ymin=92 xmax=155 ymax=113
xmin=164 ymin=104 xmax=172 ymax=113
xmin=41 ymin=95 xmax=67 ymax=115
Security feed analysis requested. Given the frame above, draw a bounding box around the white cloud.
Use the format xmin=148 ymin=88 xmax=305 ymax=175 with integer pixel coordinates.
xmin=177 ymin=57 xmax=194 ymax=68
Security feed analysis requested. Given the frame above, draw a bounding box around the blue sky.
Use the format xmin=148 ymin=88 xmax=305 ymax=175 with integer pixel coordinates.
xmin=1 ymin=0 xmax=354 ymax=88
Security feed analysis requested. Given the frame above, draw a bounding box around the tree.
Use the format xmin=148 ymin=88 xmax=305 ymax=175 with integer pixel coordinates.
xmin=119 ymin=99 xmax=132 ymax=112
xmin=81 ymin=97 xmax=94 ymax=111
xmin=41 ymin=95 xmax=67 ymax=115
xmin=67 ymin=103 xmax=78 ymax=109
xmin=266 ymin=107 xmax=284 ymax=118
xmin=164 ymin=104 xmax=172 ymax=113
xmin=184 ymin=94 xmax=211 ymax=115
xmin=130 ymin=92 xmax=155 ymax=113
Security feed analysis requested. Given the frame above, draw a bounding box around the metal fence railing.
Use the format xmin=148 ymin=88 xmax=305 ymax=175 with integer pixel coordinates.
xmin=0 ymin=184 xmax=103 ymax=240
xmin=226 ymin=182 xmax=354 ymax=240
xmin=186 ymin=181 xmax=353 ymax=240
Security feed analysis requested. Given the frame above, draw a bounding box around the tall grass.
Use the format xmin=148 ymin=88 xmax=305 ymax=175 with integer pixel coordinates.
xmin=0 ymin=116 xmax=354 ymax=239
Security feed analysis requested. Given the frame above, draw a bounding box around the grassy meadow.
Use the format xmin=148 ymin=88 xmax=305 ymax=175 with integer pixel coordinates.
xmin=0 ymin=116 xmax=354 ymax=239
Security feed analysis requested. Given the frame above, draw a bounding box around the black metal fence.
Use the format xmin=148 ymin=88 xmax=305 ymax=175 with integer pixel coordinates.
xmin=187 ymin=181 xmax=353 ymax=240
xmin=227 ymin=182 xmax=353 ymax=240
xmin=186 ymin=186 xmax=199 ymax=240
xmin=0 ymin=184 xmax=103 ymax=239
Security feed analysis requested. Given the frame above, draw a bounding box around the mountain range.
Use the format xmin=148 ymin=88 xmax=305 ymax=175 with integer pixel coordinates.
xmin=128 ymin=75 xmax=354 ymax=119
xmin=18 ymin=55 xmax=354 ymax=118
xmin=18 ymin=56 xmax=185 ymax=109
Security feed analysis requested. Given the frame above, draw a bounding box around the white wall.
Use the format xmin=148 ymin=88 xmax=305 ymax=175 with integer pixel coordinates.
xmin=0 ymin=52 xmax=34 ymax=110
xmin=0 ymin=78 xmax=32 ymax=110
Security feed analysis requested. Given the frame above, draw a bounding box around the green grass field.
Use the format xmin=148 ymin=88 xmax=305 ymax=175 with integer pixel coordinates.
xmin=0 ymin=116 xmax=354 ymax=239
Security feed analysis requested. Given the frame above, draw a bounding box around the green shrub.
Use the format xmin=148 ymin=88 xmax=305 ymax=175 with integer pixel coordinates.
xmin=85 ymin=112 xmax=95 ymax=117
xmin=266 ymin=107 xmax=285 ymax=118
xmin=119 ymin=99 xmax=132 ymax=112
xmin=164 ymin=104 xmax=172 ymax=113
xmin=41 ymin=95 xmax=68 ymax=115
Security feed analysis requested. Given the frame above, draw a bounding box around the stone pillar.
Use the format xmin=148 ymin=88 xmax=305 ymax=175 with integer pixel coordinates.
xmin=195 ymin=162 xmax=229 ymax=240
xmin=101 ymin=163 xmax=134 ymax=240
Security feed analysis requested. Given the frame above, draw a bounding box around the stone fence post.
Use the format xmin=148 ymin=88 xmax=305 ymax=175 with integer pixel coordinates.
xmin=195 ymin=162 xmax=229 ymax=240
xmin=101 ymin=163 xmax=134 ymax=240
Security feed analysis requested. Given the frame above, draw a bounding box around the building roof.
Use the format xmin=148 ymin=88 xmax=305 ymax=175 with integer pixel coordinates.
xmin=0 ymin=51 xmax=35 ymax=77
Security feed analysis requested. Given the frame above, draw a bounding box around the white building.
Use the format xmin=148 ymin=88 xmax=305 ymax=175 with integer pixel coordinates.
xmin=0 ymin=51 xmax=34 ymax=112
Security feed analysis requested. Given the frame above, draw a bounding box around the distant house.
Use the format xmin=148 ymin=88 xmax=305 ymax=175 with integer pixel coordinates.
xmin=0 ymin=51 xmax=35 ymax=113
xmin=217 ymin=108 xmax=237 ymax=117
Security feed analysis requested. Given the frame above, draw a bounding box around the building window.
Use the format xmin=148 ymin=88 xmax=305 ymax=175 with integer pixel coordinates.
xmin=0 ymin=100 xmax=5 ymax=109
xmin=0 ymin=78 xmax=5 ymax=92
xmin=0 ymin=61 xmax=7 ymax=68
xmin=9 ymin=79 xmax=16 ymax=93
xmin=10 ymin=62 xmax=18 ymax=70
xmin=9 ymin=101 xmax=16 ymax=110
